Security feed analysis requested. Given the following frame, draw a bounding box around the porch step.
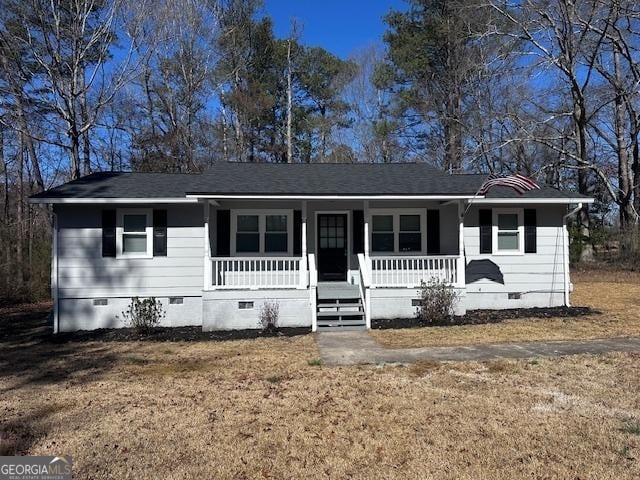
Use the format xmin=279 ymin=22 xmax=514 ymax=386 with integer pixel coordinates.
xmin=317 ymin=282 xmax=360 ymax=300
xmin=316 ymin=325 xmax=367 ymax=332
xmin=318 ymin=302 xmax=362 ymax=310
xmin=317 ymin=310 xmax=363 ymax=318
xmin=315 ymin=284 xmax=366 ymax=330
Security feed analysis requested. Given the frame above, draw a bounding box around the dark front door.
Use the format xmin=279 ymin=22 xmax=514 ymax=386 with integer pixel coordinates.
xmin=317 ymin=214 xmax=348 ymax=281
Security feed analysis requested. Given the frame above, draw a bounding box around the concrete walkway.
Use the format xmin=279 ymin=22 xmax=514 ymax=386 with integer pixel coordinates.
xmin=315 ymin=330 xmax=640 ymax=366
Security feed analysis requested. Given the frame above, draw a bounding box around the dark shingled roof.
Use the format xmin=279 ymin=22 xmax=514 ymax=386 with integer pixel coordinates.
xmin=31 ymin=162 xmax=588 ymax=200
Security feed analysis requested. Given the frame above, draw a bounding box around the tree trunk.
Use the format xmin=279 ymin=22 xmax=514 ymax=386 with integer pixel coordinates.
xmin=17 ymin=133 xmax=25 ymax=287
xmin=14 ymin=92 xmax=45 ymax=192
xmin=80 ymin=72 xmax=91 ymax=176
xmin=286 ymin=38 xmax=293 ymax=164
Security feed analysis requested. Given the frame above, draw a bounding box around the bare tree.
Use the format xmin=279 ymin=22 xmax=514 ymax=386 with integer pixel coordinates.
xmin=2 ymin=0 xmax=151 ymax=179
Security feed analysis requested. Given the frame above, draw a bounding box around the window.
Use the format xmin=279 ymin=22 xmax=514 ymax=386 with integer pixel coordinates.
xmin=93 ymin=298 xmax=108 ymax=306
xmin=399 ymin=215 xmax=421 ymax=252
xmin=370 ymin=211 xmax=425 ymax=254
xmin=319 ymin=215 xmax=345 ymax=249
xmin=232 ymin=211 xmax=292 ymax=255
xmin=236 ymin=215 xmax=259 ymax=253
xmin=372 ymin=215 xmax=394 ymax=252
xmin=169 ymin=297 xmax=184 ymax=305
xmin=117 ymin=209 xmax=152 ymax=258
xmin=265 ymin=215 xmax=288 ymax=252
xmin=238 ymin=301 xmax=254 ymax=309
xmin=123 ymin=214 xmax=147 ymax=253
xmin=493 ymin=208 xmax=524 ymax=254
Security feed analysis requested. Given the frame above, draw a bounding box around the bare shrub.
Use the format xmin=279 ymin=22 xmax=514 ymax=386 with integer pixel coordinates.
xmin=416 ymin=278 xmax=459 ymax=324
xmin=260 ymin=300 xmax=280 ymax=333
xmin=122 ymin=297 xmax=165 ymax=332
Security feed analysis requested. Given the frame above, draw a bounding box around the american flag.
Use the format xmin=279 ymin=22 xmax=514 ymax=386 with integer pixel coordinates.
xmin=478 ymin=173 xmax=540 ymax=196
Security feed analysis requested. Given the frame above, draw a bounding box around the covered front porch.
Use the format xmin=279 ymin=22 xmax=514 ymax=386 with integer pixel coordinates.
xmin=199 ymin=198 xmax=468 ymax=330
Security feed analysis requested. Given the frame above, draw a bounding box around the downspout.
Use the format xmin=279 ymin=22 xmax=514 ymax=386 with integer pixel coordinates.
xmin=562 ymin=203 xmax=582 ymax=307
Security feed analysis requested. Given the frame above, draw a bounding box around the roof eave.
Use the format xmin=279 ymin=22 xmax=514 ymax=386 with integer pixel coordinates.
xmin=468 ymin=197 xmax=594 ymax=204
xmin=29 ymin=197 xmax=199 ymax=204
xmin=185 ymin=193 xmax=480 ymax=200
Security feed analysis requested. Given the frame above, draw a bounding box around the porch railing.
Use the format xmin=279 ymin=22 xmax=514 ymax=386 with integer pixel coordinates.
xmin=370 ymin=255 xmax=458 ymax=288
xmin=211 ymin=256 xmax=304 ymax=289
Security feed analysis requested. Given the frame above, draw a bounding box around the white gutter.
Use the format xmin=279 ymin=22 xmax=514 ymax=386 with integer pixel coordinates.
xmin=468 ymin=197 xmax=594 ymax=205
xmin=562 ymin=203 xmax=583 ymax=307
xmin=186 ymin=194 xmax=479 ymax=200
xmin=30 ymin=197 xmax=199 ymax=204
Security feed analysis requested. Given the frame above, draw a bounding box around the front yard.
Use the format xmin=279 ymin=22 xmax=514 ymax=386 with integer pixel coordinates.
xmin=371 ymin=269 xmax=640 ymax=348
xmin=1 ymin=268 xmax=639 ymax=478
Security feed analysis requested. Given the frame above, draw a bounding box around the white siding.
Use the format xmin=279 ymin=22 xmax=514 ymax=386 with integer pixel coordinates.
xmin=55 ymin=204 xmax=205 ymax=330
xmin=463 ymin=204 xmax=567 ymax=309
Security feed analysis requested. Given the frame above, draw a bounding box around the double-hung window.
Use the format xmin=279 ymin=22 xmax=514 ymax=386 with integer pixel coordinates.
xmin=371 ymin=211 xmax=424 ymax=254
xmin=233 ymin=211 xmax=292 ymax=255
xmin=371 ymin=215 xmax=394 ymax=252
xmin=493 ymin=208 xmax=524 ymax=255
xmin=117 ymin=209 xmax=152 ymax=258
xmin=399 ymin=215 xmax=421 ymax=252
xmin=236 ymin=215 xmax=260 ymax=253
xmin=265 ymin=215 xmax=288 ymax=253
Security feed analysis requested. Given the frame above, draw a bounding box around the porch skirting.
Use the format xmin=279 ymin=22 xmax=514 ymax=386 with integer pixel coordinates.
xmin=202 ymin=289 xmax=312 ymax=331
xmin=370 ymin=287 xmax=467 ymax=319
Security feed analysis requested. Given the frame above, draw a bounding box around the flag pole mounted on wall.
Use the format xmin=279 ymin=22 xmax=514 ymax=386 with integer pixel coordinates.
xmin=463 ymin=173 xmax=541 ymax=218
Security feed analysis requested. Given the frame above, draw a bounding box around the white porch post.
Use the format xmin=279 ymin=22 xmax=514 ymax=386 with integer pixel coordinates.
xmin=299 ymin=200 xmax=308 ymax=288
xmin=457 ymin=200 xmax=466 ymax=288
xmin=363 ymin=200 xmax=372 ymax=327
xmin=203 ymin=201 xmax=212 ymax=290
xmin=364 ymin=200 xmax=370 ymax=260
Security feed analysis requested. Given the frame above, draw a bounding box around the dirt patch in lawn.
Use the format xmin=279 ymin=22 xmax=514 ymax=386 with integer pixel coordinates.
xmin=371 ymin=268 xmax=640 ymax=348
xmin=1 ymin=308 xmax=639 ymax=478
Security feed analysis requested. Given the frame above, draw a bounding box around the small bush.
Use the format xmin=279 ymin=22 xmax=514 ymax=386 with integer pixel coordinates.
xmin=307 ymin=358 xmax=322 ymax=367
xmin=122 ymin=297 xmax=165 ymax=332
xmin=124 ymin=355 xmax=149 ymax=365
xmin=621 ymin=419 xmax=640 ymax=436
xmin=416 ymin=278 xmax=459 ymax=324
xmin=259 ymin=300 xmax=280 ymax=333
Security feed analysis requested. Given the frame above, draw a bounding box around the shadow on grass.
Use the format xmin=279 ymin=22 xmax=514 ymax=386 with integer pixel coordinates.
xmin=0 ymin=303 xmax=310 ymax=393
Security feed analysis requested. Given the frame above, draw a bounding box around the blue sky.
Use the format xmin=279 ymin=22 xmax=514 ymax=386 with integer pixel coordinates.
xmin=262 ymin=0 xmax=407 ymax=58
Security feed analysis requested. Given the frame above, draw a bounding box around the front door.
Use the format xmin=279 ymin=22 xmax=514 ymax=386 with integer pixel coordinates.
xmin=317 ymin=214 xmax=348 ymax=281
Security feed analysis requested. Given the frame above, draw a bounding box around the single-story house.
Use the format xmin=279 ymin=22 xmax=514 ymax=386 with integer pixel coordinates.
xmin=30 ymin=162 xmax=593 ymax=332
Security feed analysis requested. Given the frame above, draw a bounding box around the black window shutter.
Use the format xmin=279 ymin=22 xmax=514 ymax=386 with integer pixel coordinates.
xmin=353 ymin=210 xmax=364 ymax=254
xmin=524 ymin=209 xmax=537 ymax=253
xmin=216 ymin=210 xmax=230 ymax=257
xmin=102 ymin=210 xmax=116 ymax=257
xmin=153 ymin=209 xmax=168 ymax=256
xmin=479 ymin=209 xmax=492 ymax=254
xmin=426 ymin=209 xmax=440 ymax=255
xmin=293 ymin=210 xmax=302 ymax=255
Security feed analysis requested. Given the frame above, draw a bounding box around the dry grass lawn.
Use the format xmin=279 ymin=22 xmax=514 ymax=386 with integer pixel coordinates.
xmin=371 ymin=268 xmax=640 ymax=348
xmin=1 ymin=273 xmax=640 ymax=478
